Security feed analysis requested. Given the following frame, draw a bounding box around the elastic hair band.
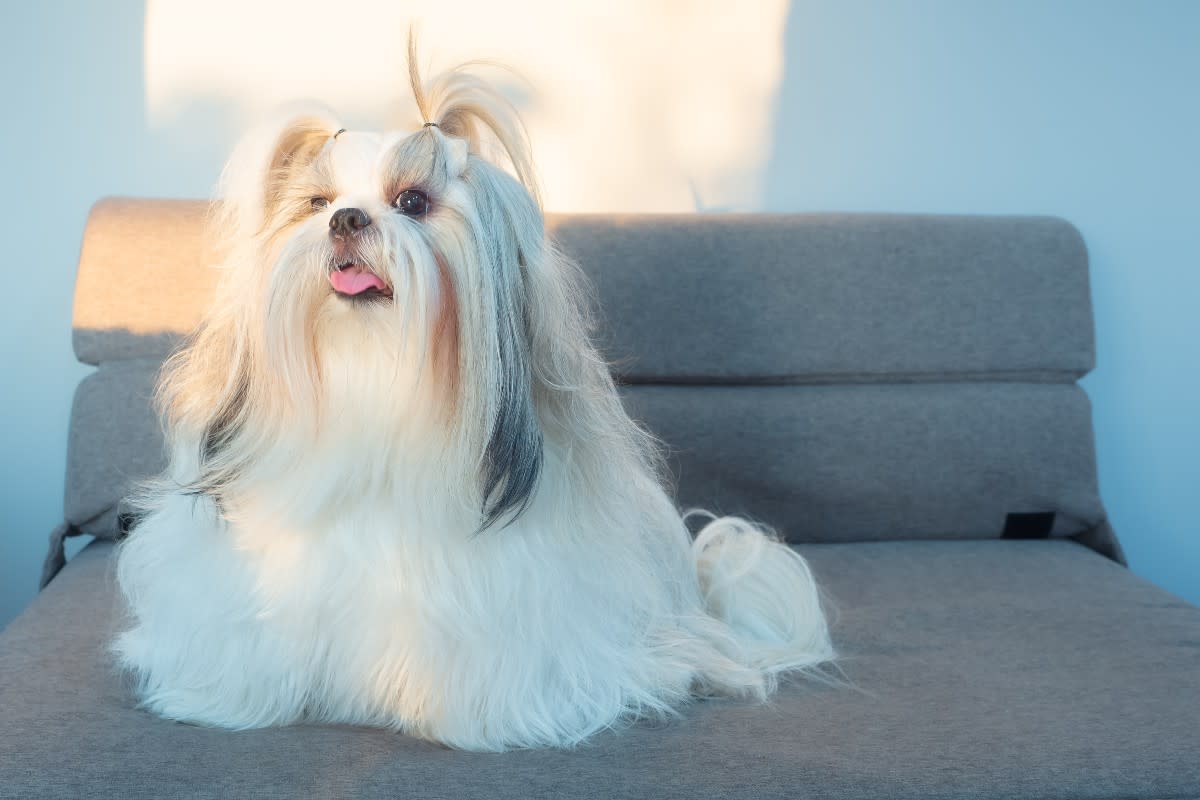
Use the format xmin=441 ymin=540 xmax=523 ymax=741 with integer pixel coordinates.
xmin=423 ymin=122 xmax=439 ymax=128
xmin=333 ymin=128 xmax=347 ymax=139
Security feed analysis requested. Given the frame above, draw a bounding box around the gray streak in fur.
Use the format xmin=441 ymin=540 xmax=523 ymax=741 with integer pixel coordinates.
xmin=463 ymin=161 xmax=544 ymax=529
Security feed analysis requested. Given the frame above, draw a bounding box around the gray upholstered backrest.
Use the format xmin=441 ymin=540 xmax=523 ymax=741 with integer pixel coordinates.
xmin=64 ymin=198 xmax=1116 ymax=557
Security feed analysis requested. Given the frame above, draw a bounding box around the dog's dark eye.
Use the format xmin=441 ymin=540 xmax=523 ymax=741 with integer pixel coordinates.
xmin=393 ymin=189 xmax=428 ymax=217
xmin=310 ymin=197 xmax=330 ymax=212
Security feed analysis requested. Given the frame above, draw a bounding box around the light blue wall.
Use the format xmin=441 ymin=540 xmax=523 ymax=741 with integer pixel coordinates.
xmin=767 ymin=0 xmax=1198 ymax=604
xmin=0 ymin=2 xmax=228 ymax=626
xmin=1 ymin=2 xmax=140 ymax=623
xmin=1 ymin=1 xmax=1195 ymax=628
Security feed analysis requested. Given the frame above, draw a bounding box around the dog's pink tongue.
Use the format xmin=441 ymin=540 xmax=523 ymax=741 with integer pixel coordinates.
xmin=330 ymin=266 xmax=386 ymax=295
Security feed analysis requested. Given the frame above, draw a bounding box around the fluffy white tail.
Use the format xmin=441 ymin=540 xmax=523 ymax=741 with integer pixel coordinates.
xmin=691 ymin=514 xmax=835 ymax=684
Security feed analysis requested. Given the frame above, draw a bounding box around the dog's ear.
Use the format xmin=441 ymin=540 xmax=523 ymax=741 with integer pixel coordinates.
xmin=458 ymin=161 xmax=545 ymax=530
xmin=410 ymin=51 xmax=552 ymax=528
xmin=217 ymin=106 xmax=340 ymax=241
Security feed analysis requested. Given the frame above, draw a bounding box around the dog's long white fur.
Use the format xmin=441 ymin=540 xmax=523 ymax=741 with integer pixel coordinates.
xmin=113 ymin=52 xmax=834 ymax=751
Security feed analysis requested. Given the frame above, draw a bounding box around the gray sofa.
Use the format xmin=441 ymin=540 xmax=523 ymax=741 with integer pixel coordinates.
xmin=2 ymin=198 xmax=1197 ymax=799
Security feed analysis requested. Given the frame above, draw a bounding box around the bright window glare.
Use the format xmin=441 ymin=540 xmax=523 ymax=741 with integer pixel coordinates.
xmin=144 ymin=0 xmax=788 ymax=212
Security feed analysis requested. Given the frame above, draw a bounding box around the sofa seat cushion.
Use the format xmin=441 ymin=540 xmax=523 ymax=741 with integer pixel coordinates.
xmin=1 ymin=539 xmax=1196 ymax=800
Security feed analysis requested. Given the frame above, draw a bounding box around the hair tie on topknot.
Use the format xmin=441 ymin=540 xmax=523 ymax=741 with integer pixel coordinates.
xmin=333 ymin=128 xmax=347 ymax=139
xmin=423 ymin=122 xmax=439 ymax=128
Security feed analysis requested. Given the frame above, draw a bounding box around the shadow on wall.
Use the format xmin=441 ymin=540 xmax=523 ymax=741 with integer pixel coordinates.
xmin=0 ymin=2 xmax=146 ymax=628
xmin=0 ymin=5 xmax=243 ymax=627
xmin=141 ymin=94 xmax=244 ymax=198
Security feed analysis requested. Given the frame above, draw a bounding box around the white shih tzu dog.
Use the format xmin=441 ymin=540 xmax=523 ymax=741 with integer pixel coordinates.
xmin=113 ymin=49 xmax=834 ymax=751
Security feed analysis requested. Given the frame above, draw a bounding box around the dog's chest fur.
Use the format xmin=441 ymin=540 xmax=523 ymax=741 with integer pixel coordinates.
xmin=114 ymin=441 xmax=703 ymax=749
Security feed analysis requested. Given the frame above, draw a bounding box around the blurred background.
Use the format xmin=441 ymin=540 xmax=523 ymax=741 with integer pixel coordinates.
xmin=1 ymin=0 xmax=1196 ymax=626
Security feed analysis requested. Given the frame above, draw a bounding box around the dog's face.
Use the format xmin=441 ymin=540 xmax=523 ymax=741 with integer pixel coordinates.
xmin=295 ymin=128 xmax=468 ymax=305
xmin=230 ymin=118 xmax=522 ymax=351
xmin=248 ymin=124 xmax=473 ymax=319
xmin=199 ymin=101 xmax=552 ymax=528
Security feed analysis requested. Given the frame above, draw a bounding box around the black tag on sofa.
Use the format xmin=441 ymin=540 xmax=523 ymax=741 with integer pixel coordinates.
xmin=1003 ymin=512 xmax=1056 ymax=539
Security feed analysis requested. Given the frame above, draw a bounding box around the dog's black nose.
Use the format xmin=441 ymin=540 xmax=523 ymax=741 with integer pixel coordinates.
xmin=329 ymin=207 xmax=371 ymax=238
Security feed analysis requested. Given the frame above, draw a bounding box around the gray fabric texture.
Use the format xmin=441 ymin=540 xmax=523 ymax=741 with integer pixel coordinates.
xmin=71 ymin=198 xmax=217 ymax=366
xmin=3 ymin=539 xmax=1197 ymax=800
xmin=64 ymin=359 xmax=163 ymax=536
xmin=73 ymin=203 xmax=1095 ymax=382
xmin=38 ymin=521 xmax=80 ymax=591
xmin=62 ymin=371 xmax=1106 ymax=545
xmin=551 ymin=213 xmax=1094 ymax=383
xmin=624 ymin=382 xmax=1104 ymax=542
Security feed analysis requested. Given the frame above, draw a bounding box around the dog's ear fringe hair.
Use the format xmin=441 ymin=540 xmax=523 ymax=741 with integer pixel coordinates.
xmin=408 ymin=31 xmax=551 ymax=530
xmin=407 ymin=32 xmax=542 ymax=209
xmin=461 ymin=164 xmax=546 ymax=532
xmin=213 ymin=108 xmax=341 ymax=246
